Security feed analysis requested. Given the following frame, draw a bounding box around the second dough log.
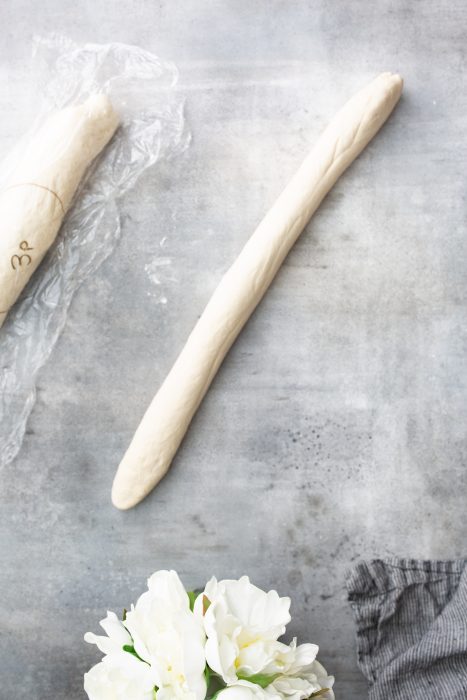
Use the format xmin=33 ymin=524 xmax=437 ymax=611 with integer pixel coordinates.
xmin=112 ymin=72 xmax=403 ymax=510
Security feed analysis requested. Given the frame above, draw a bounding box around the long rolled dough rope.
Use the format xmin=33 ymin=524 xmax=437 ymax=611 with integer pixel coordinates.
xmin=0 ymin=95 xmax=119 ymax=327
xmin=112 ymin=72 xmax=403 ymax=510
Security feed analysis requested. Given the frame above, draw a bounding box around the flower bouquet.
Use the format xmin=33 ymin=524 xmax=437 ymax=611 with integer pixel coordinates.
xmin=84 ymin=570 xmax=334 ymax=699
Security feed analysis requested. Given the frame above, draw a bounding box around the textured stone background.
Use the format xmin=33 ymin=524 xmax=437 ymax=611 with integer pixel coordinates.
xmin=1 ymin=1 xmax=467 ymax=698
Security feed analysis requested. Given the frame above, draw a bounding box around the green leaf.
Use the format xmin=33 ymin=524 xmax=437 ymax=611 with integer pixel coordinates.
xmin=122 ymin=644 xmax=146 ymax=664
xmin=207 ymin=691 xmax=223 ymax=700
xmin=237 ymin=672 xmax=280 ymax=688
xmin=122 ymin=644 xmax=138 ymax=657
xmin=187 ymin=591 xmax=200 ymax=611
xmin=205 ymin=667 xmax=225 ymax=699
xmin=203 ymin=594 xmax=211 ymax=615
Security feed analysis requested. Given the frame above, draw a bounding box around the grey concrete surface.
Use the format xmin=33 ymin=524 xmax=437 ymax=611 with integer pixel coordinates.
xmin=1 ymin=1 xmax=467 ymax=698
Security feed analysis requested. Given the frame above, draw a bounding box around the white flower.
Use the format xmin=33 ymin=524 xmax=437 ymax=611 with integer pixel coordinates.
xmin=261 ymin=649 xmax=334 ymax=700
xmin=124 ymin=570 xmax=207 ymax=700
xmin=84 ymin=652 xmax=156 ymax=700
xmin=195 ymin=576 xmax=291 ymax=684
xmin=301 ymin=659 xmax=334 ymax=697
xmin=310 ymin=660 xmax=331 ymax=685
xmin=259 ymin=638 xmax=318 ymax=676
xmin=194 ymin=575 xmax=334 ymax=700
xmin=269 ymin=672 xmax=332 ymax=699
xmin=266 ymin=657 xmax=335 ymax=700
xmin=84 ymin=571 xmax=334 ymax=700
xmin=215 ymin=672 xmax=335 ymax=700
xmin=84 ymin=611 xmax=132 ymax=656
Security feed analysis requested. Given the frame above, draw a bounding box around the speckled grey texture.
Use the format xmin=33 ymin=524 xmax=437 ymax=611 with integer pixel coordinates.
xmin=0 ymin=2 xmax=466 ymax=698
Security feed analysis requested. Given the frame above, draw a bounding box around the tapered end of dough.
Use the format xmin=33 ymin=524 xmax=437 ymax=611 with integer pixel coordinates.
xmin=82 ymin=94 xmax=120 ymax=149
xmin=111 ymin=474 xmax=140 ymax=510
xmin=111 ymin=488 xmax=137 ymax=511
xmin=373 ymin=72 xmax=403 ymax=113
xmin=111 ymin=455 xmax=167 ymax=510
xmin=377 ymin=71 xmax=403 ymax=96
xmin=337 ymin=71 xmax=403 ymax=152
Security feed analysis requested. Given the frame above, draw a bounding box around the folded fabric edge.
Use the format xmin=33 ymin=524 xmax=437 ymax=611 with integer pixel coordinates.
xmin=345 ymin=557 xmax=467 ymax=689
xmin=345 ymin=560 xmax=382 ymax=686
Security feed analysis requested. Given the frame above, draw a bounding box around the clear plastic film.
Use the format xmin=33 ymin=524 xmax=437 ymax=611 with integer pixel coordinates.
xmin=0 ymin=35 xmax=189 ymax=469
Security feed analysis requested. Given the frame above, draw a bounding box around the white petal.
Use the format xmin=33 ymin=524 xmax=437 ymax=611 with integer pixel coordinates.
xmin=100 ymin=611 xmax=132 ymax=646
xmin=205 ymin=633 xmax=237 ymax=682
xmin=271 ymin=675 xmax=319 ymax=699
xmin=146 ymin=569 xmax=189 ymax=610
xmin=236 ymin=639 xmax=274 ymax=676
xmin=289 ymin=642 xmax=319 ymax=669
xmin=216 ymin=684 xmax=265 ymax=700
xmin=216 ymin=578 xmax=291 ymax=640
xmin=84 ymin=632 xmax=116 ymax=656
xmin=302 ymin=660 xmax=335 ymax=691
xmin=84 ymin=653 xmax=155 ymax=700
xmin=84 ymin=611 xmax=132 ymax=656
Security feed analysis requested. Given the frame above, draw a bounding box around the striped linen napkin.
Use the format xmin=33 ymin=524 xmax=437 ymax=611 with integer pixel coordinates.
xmin=347 ymin=558 xmax=467 ymax=699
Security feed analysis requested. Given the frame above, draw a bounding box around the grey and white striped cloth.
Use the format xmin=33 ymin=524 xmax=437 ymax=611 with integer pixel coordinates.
xmin=346 ymin=558 xmax=467 ymax=699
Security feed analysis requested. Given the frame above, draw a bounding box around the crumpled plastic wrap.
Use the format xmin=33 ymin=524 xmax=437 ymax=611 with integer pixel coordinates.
xmin=0 ymin=35 xmax=189 ymax=469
